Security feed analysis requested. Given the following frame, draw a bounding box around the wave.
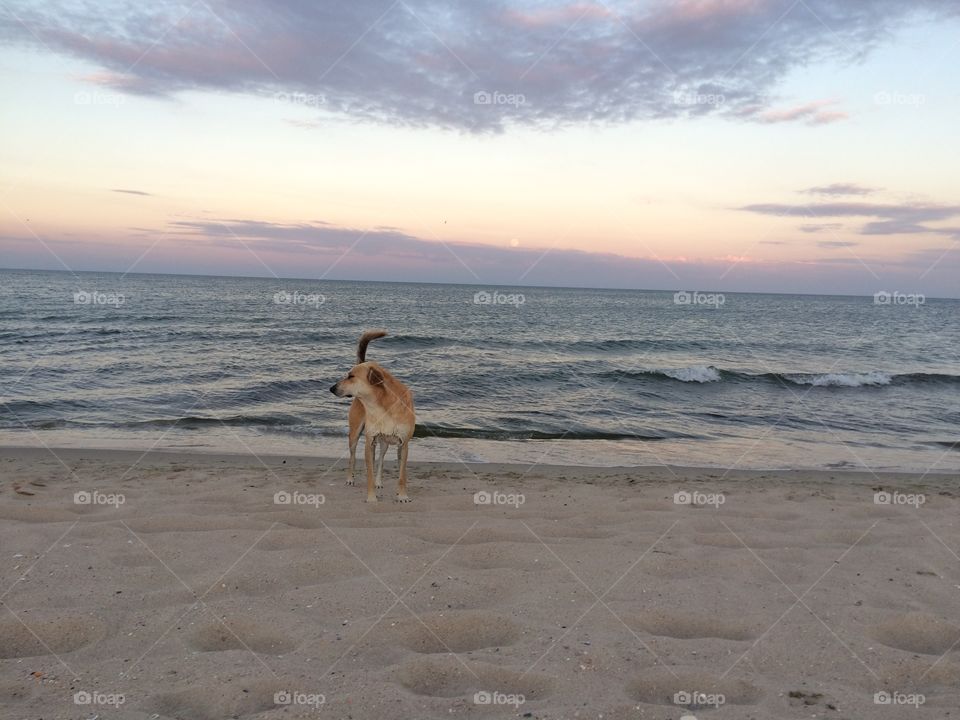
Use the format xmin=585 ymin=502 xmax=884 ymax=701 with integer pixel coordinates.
xmin=608 ymin=367 xmax=960 ymax=388
xmin=606 ymin=366 xmax=722 ymax=383
xmin=120 ymin=414 xmax=302 ymax=429
xmin=768 ymin=371 xmax=960 ymax=387
xmin=778 ymin=371 xmax=892 ymax=387
xmin=222 ymin=378 xmax=331 ymax=403
xmin=660 ymin=366 xmax=722 ymax=383
xmin=414 ymin=423 xmax=689 ymax=441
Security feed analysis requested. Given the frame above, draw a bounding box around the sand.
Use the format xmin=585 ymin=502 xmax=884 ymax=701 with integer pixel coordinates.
xmin=1 ymin=445 xmax=959 ymax=719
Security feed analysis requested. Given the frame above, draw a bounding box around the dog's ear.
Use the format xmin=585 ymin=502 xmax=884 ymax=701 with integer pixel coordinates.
xmin=367 ymin=366 xmax=385 ymax=386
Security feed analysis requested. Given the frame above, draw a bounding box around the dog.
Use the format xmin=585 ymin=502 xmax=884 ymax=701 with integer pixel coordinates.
xmin=330 ymin=330 xmax=416 ymax=503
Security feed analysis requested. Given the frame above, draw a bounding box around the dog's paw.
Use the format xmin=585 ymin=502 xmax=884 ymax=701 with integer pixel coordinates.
xmin=395 ymin=494 xmax=412 ymax=503
xmin=345 ymin=478 xmax=355 ymax=486
xmin=365 ymin=495 xmax=379 ymax=503
xmin=375 ymin=481 xmax=384 ymax=489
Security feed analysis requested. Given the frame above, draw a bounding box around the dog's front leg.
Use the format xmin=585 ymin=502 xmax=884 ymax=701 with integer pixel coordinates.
xmin=346 ymin=434 xmax=358 ymax=486
xmin=374 ymin=436 xmax=386 ymax=490
xmin=395 ymin=442 xmax=411 ymax=503
xmin=346 ymin=402 xmax=364 ymax=486
xmin=364 ymin=435 xmax=377 ymax=503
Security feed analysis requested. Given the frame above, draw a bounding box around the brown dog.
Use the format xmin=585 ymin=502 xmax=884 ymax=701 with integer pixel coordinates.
xmin=330 ymin=330 xmax=416 ymax=502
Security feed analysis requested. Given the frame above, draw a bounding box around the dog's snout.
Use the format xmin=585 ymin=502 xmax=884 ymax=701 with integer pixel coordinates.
xmin=329 ymin=383 xmax=339 ymax=395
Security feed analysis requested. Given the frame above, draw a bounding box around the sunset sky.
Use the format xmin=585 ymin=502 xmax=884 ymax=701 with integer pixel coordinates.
xmin=1 ymin=0 xmax=959 ymax=296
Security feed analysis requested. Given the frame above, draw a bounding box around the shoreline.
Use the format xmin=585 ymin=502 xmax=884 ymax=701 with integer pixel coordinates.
xmin=1 ymin=443 xmax=956 ymax=485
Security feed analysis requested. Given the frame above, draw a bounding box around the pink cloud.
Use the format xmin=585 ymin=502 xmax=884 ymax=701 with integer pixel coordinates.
xmin=661 ymin=0 xmax=765 ymax=23
xmin=756 ymin=99 xmax=849 ymax=126
xmin=504 ymin=2 xmax=611 ymax=29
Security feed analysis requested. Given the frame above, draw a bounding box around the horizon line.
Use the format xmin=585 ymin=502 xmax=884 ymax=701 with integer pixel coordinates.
xmin=1 ymin=265 xmax=955 ymax=301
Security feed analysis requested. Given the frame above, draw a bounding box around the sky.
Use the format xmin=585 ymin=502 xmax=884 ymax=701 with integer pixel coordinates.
xmin=1 ymin=0 xmax=959 ymax=296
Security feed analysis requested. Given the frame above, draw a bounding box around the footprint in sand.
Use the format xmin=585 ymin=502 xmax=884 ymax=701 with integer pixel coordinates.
xmin=185 ymin=617 xmax=297 ymax=654
xmin=450 ymin=543 xmax=544 ymax=571
xmin=396 ymin=610 xmax=522 ymax=653
xmin=628 ymin=609 xmax=756 ymax=641
xmin=406 ymin=526 xmax=536 ymax=545
xmin=872 ymin=612 xmax=960 ymax=655
xmin=151 ymin=681 xmax=289 ymax=720
xmin=206 ymin=555 xmax=364 ymax=596
xmin=0 ymin=615 xmax=104 ymax=658
xmin=396 ymin=656 xmax=554 ymax=699
xmin=627 ymin=668 xmax=762 ymax=706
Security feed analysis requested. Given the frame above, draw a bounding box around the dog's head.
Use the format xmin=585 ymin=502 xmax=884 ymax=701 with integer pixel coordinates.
xmin=330 ymin=361 xmax=386 ymax=399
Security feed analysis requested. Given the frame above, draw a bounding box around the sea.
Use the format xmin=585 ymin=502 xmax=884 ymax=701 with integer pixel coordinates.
xmin=1 ymin=268 xmax=958 ymax=473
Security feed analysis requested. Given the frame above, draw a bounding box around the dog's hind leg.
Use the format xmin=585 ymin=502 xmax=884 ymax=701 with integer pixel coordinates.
xmin=395 ymin=442 xmax=411 ymax=503
xmin=374 ymin=437 xmax=386 ymax=491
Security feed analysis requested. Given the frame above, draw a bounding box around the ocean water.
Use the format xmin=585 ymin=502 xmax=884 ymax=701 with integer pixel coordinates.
xmin=1 ymin=268 xmax=958 ymax=472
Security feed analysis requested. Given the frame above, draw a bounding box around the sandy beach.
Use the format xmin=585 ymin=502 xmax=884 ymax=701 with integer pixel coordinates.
xmin=1 ymin=446 xmax=959 ymax=719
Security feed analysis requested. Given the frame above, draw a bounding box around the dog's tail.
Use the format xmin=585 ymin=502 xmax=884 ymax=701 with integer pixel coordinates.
xmin=357 ymin=329 xmax=387 ymax=363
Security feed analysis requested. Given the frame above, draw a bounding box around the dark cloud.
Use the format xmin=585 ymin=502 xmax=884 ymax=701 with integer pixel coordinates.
xmin=111 ymin=188 xmax=151 ymax=196
xmin=800 ymin=223 xmax=843 ymax=233
xmin=817 ymin=240 xmax=858 ymax=248
xmin=3 ymin=0 xmax=957 ymax=131
xmin=4 ymin=219 xmax=958 ymax=296
xmin=802 ymin=183 xmax=878 ymax=196
xmin=740 ymin=201 xmax=960 ymax=237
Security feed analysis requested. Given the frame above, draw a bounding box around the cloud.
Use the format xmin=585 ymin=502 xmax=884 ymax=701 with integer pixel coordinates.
xmin=817 ymin=240 xmax=858 ymax=248
xmin=799 ymin=222 xmax=843 ymax=233
xmin=751 ymin=99 xmax=848 ymax=125
xmin=111 ymin=188 xmax=151 ymax=196
xmin=2 ymin=0 xmax=957 ymax=131
xmin=4 ymin=216 xmax=959 ymax=296
xmin=740 ymin=200 xmax=960 ymax=237
xmin=802 ymin=183 xmax=878 ymax=196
